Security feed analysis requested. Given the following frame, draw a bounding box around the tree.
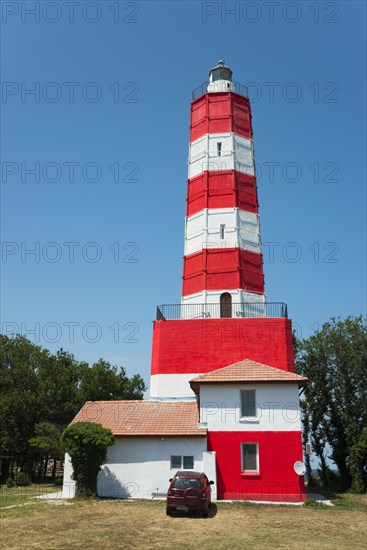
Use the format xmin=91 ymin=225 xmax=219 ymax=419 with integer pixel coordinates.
xmin=29 ymin=422 xmax=64 ymax=478
xmin=78 ymin=358 xmax=145 ymax=404
xmin=0 ymin=335 xmax=47 ymax=477
xmin=0 ymin=334 xmax=146 ymax=481
xmin=37 ymin=350 xmax=83 ymax=426
xmin=61 ymin=422 xmax=114 ymax=498
xmin=295 ymin=316 xmax=367 ymax=492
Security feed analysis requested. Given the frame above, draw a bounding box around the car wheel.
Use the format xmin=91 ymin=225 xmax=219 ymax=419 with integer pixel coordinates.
xmin=203 ymin=510 xmax=208 ymax=518
xmin=166 ymin=507 xmax=172 ymax=516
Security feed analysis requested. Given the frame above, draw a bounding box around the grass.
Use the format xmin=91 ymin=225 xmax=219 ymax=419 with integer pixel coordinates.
xmin=0 ymin=494 xmax=366 ymax=549
xmin=306 ymin=487 xmax=367 ymax=511
xmin=0 ymin=483 xmax=59 ymax=508
xmin=331 ymin=493 xmax=367 ymax=511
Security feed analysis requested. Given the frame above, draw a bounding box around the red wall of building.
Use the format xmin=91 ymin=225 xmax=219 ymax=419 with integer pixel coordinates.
xmin=151 ymin=318 xmax=295 ymax=375
xmin=207 ymin=431 xmax=306 ymax=502
xmin=182 ymin=248 xmax=264 ymax=297
xmin=186 ymin=170 xmax=258 ymax=217
xmin=190 ymin=93 xmax=253 ymax=142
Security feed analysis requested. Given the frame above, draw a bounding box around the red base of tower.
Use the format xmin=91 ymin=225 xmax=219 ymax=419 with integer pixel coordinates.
xmin=151 ymin=318 xmax=295 ymax=375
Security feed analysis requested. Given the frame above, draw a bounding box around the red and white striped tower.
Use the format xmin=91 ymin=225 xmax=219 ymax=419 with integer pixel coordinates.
xmin=182 ymin=61 xmax=265 ymax=318
xmin=150 ymin=63 xmax=294 ymax=400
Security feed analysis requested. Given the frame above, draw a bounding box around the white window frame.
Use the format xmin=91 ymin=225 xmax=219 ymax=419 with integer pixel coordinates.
xmin=170 ymin=455 xmax=194 ymax=470
xmin=240 ymin=389 xmax=258 ymax=421
xmin=241 ymin=443 xmax=259 ymax=473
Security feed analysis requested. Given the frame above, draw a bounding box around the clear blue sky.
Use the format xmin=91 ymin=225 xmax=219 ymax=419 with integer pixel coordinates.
xmin=1 ymin=1 xmax=366 ymax=389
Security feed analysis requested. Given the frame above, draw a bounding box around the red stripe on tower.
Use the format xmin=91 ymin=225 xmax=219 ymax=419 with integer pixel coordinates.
xmin=190 ymin=91 xmax=253 ymax=142
xmin=186 ymin=171 xmax=258 ymax=217
xmin=182 ymin=61 xmax=265 ymax=316
xmin=182 ymin=248 xmax=264 ymax=297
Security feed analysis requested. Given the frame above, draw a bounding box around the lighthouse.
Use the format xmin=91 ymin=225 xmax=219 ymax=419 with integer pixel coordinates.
xmin=64 ymin=63 xmax=307 ymax=503
xmin=152 ymin=61 xmax=291 ymax=399
xmin=182 ymin=61 xmax=265 ymax=319
xmin=147 ymin=62 xmax=307 ymax=502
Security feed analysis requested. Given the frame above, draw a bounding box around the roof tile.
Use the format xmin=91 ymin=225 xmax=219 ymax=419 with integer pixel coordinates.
xmin=72 ymin=400 xmax=206 ymax=437
xmin=190 ymin=360 xmax=307 ymax=389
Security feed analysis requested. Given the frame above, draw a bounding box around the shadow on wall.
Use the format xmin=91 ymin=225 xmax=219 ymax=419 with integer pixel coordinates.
xmin=97 ymin=467 xmax=139 ymax=498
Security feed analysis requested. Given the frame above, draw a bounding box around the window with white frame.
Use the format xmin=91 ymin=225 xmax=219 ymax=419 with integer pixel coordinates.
xmin=183 ymin=456 xmax=194 ymax=469
xmin=241 ymin=443 xmax=259 ymax=472
xmin=170 ymin=455 xmax=194 ymax=470
xmin=240 ymin=389 xmax=257 ymax=418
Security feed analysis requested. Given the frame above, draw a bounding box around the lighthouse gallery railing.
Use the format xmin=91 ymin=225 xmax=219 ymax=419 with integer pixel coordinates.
xmin=156 ymin=302 xmax=288 ymax=321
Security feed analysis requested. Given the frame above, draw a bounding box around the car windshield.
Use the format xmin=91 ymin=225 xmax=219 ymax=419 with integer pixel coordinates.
xmin=171 ymin=477 xmax=201 ymax=489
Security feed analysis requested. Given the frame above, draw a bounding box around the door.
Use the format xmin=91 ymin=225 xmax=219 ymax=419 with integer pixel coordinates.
xmin=220 ymin=293 xmax=232 ymax=318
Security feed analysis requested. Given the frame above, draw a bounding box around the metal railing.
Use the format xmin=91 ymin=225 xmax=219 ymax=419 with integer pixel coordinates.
xmin=156 ymin=302 xmax=288 ymax=321
xmin=192 ymin=81 xmax=249 ymax=101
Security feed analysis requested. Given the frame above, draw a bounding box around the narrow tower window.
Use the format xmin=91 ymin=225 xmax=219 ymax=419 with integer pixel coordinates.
xmin=217 ymin=142 xmax=222 ymax=157
xmin=220 ymin=224 xmax=225 ymax=239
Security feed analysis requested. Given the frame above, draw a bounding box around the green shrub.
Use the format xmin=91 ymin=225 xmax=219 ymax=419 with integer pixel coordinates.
xmin=61 ymin=422 xmax=114 ymax=498
xmin=307 ymin=469 xmax=346 ymax=494
xmin=6 ymin=477 xmax=15 ymax=488
xmin=324 ymin=469 xmax=345 ymax=493
xmin=14 ymin=472 xmax=31 ymax=487
xmin=54 ymin=477 xmax=63 ymax=486
xmin=306 ymin=475 xmax=322 ymax=491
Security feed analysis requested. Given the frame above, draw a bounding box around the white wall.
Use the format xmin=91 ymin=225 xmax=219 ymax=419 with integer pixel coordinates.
xmin=188 ymin=133 xmax=254 ymax=179
xmin=203 ymin=451 xmax=217 ymax=500
xmin=181 ymin=290 xmax=266 ymax=318
xmin=207 ymin=79 xmax=235 ymax=93
xmin=149 ymin=373 xmax=200 ymax=399
xmin=199 ymin=383 xmax=302 ymax=431
xmin=62 ymin=453 xmax=76 ymax=498
xmin=62 ymin=438 xmax=213 ymax=500
xmin=100 ymin=437 xmax=208 ymax=499
xmin=184 ymin=208 xmax=261 ymax=257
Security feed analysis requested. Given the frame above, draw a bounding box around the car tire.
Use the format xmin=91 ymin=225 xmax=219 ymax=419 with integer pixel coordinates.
xmin=203 ymin=510 xmax=208 ymax=518
xmin=166 ymin=507 xmax=172 ymax=516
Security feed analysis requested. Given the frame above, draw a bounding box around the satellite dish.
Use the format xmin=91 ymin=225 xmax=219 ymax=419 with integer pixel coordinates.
xmin=294 ymin=461 xmax=306 ymax=476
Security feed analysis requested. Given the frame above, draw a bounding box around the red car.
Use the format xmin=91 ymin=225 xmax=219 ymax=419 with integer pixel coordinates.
xmin=166 ymin=471 xmax=214 ymax=517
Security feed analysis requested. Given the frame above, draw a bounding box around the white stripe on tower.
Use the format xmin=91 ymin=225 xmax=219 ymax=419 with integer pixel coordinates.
xmin=188 ymin=132 xmax=255 ymax=180
xmin=184 ymin=207 xmax=261 ymax=257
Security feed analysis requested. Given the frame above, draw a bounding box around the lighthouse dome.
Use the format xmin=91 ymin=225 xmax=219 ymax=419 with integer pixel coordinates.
xmin=207 ymin=60 xmax=235 ymax=93
xmin=209 ymin=60 xmax=233 ymax=82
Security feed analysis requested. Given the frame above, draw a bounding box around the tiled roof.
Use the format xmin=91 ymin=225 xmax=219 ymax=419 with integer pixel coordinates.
xmin=72 ymin=400 xmax=206 ymax=437
xmin=190 ymin=359 xmax=307 ymax=393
